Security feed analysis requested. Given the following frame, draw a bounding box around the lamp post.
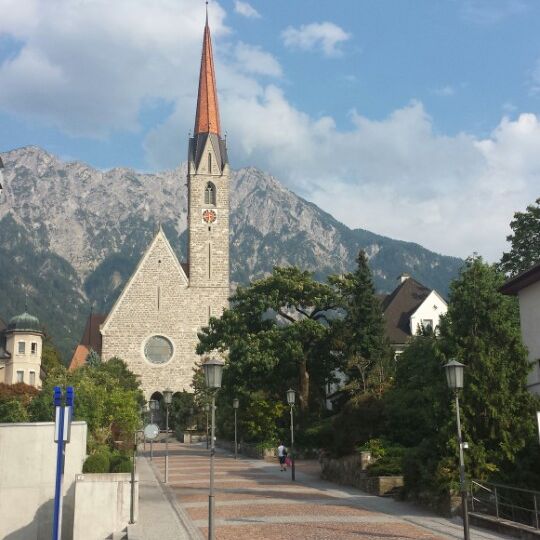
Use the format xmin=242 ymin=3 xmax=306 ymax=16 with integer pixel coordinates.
xmin=203 ymin=357 xmax=224 ymax=540
xmin=233 ymin=398 xmax=239 ymax=459
xmin=149 ymin=399 xmax=159 ymax=460
xmin=163 ymin=389 xmax=173 ymax=484
xmin=205 ymin=404 xmax=210 ymax=449
xmin=444 ymin=359 xmax=470 ymax=540
xmin=286 ymin=388 xmax=296 ymax=482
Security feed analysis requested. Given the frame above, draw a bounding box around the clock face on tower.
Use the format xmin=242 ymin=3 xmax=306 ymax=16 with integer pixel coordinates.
xmin=202 ymin=209 xmax=217 ymax=224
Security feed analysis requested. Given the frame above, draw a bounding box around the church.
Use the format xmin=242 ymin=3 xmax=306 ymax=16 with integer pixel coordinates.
xmin=69 ymin=17 xmax=230 ymax=400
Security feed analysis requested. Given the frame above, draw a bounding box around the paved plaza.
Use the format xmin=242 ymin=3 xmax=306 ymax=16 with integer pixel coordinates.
xmin=139 ymin=441 xmax=507 ymax=540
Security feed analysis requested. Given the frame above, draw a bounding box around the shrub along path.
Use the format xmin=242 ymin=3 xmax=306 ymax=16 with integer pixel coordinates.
xmin=147 ymin=441 xmax=507 ymax=540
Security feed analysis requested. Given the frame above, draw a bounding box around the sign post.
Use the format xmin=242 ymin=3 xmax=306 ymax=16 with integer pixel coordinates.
xmin=52 ymin=386 xmax=75 ymax=540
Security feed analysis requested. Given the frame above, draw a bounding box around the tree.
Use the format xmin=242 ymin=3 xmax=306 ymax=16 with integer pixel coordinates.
xmin=41 ymin=334 xmax=63 ymax=374
xmin=440 ymin=256 xmax=536 ymax=476
xmin=330 ymin=250 xmax=392 ymax=395
xmin=197 ymin=267 xmax=340 ymax=412
xmin=389 ymin=257 xmax=537 ymax=502
xmin=500 ymin=197 xmax=540 ymax=275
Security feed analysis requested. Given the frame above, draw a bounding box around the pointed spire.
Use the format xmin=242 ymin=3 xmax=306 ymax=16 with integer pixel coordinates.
xmin=194 ymin=9 xmax=221 ymax=136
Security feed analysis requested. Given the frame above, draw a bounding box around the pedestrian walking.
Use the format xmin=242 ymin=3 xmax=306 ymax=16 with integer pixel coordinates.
xmin=277 ymin=441 xmax=288 ymax=471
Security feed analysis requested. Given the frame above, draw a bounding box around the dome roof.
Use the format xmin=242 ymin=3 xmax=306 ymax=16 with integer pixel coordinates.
xmin=7 ymin=311 xmax=42 ymax=333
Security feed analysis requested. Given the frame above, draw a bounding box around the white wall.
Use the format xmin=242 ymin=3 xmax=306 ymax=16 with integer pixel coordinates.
xmin=5 ymin=332 xmax=43 ymax=387
xmin=410 ymin=290 xmax=447 ymax=336
xmin=0 ymin=421 xmax=87 ymax=540
xmin=73 ymin=473 xmax=137 ymax=540
xmin=518 ymin=280 xmax=540 ymax=394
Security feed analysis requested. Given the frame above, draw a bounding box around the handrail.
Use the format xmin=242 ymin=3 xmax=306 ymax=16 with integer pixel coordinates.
xmin=471 ymin=479 xmax=540 ymax=530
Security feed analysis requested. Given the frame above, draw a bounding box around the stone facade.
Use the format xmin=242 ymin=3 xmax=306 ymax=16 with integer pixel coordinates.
xmin=100 ymin=19 xmax=229 ymax=399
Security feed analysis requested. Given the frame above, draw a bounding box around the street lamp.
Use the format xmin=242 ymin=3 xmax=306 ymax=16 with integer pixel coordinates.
xmin=203 ymin=357 xmax=224 ymax=540
xmin=149 ymin=399 xmax=159 ymax=460
xmin=205 ymin=404 xmax=210 ymax=449
xmin=163 ymin=389 xmax=173 ymax=483
xmin=233 ymin=398 xmax=239 ymax=459
xmin=444 ymin=359 xmax=469 ymax=540
xmin=286 ymin=389 xmax=296 ymax=481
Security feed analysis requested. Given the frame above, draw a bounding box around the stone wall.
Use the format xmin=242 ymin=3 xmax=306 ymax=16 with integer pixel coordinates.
xmin=320 ymin=453 xmax=403 ymax=497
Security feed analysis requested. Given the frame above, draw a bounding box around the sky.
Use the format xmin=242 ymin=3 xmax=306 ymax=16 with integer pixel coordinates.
xmin=0 ymin=0 xmax=539 ymax=262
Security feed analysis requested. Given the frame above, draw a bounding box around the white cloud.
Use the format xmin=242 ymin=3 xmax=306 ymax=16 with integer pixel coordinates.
xmin=460 ymin=0 xmax=527 ymax=25
xmin=234 ymin=1 xmax=261 ymax=19
xmin=433 ymin=85 xmax=456 ymax=97
xmin=0 ymin=0 xmax=228 ymax=136
xmin=234 ymin=42 xmax=282 ymax=77
xmin=281 ymin=22 xmax=351 ymax=57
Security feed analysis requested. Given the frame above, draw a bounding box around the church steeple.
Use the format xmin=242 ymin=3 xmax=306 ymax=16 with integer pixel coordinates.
xmin=194 ymin=14 xmax=221 ymax=136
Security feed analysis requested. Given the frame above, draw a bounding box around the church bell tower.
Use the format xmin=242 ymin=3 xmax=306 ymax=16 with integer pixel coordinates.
xmin=187 ymin=14 xmax=230 ymax=299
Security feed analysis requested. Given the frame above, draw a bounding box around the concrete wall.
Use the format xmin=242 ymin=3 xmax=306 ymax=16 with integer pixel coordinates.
xmin=518 ymin=280 xmax=540 ymax=394
xmin=73 ymin=472 xmax=137 ymax=540
xmin=0 ymin=421 xmax=87 ymax=540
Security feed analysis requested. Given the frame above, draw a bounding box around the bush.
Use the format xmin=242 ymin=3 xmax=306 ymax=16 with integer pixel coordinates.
xmin=83 ymin=452 xmax=110 ymax=473
xmin=110 ymin=454 xmax=133 ymax=473
xmin=297 ymin=417 xmax=333 ymax=450
xmin=359 ymin=439 xmax=405 ymax=477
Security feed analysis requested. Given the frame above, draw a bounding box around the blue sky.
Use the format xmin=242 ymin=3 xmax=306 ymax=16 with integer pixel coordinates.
xmin=0 ymin=0 xmax=539 ymax=260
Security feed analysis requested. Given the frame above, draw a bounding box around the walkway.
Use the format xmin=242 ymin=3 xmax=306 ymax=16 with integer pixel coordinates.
xmin=145 ymin=441 xmax=508 ymax=540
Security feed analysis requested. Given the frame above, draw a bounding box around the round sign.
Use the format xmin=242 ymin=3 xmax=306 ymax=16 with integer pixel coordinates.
xmin=144 ymin=423 xmax=160 ymax=440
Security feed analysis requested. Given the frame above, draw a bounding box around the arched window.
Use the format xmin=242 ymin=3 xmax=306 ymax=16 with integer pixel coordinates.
xmin=208 ymin=153 xmax=212 ymax=173
xmin=204 ymin=182 xmax=216 ymax=205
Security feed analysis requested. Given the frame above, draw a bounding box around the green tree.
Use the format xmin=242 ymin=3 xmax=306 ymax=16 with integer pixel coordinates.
xmin=41 ymin=334 xmax=64 ymax=374
xmin=330 ymin=250 xmax=392 ymax=395
xmin=389 ymin=257 xmax=537 ymax=502
xmin=500 ymin=197 xmax=540 ymax=275
xmin=197 ymin=266 xmax=340 ymax=412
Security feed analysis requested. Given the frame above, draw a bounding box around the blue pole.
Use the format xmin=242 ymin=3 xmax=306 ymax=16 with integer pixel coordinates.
xmin=52 ymin=386 xmax=65 ymax=540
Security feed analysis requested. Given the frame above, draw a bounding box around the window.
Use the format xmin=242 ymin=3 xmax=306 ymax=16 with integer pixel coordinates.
xmin=144 ymin=336 xmax=173 ymax=365
xmin=18 ymin=341 xmax=25 ymax=354
xmin=422 ymin=319 xmax=433 ymax=331
xmin=208 ymin=152 xmax=212 ymax=173
xmin=204 ymin=182 xmax=216 ymax=205
xmin=16 ymin=371 xmax=24 ymax=383
xmin=29 ymin=371 xmax=36 ymax=386
xmin=31 ymin=342 xmax=37 ymax=355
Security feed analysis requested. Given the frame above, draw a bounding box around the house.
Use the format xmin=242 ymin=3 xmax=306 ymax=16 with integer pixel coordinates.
xmin=0 ymin=311 xmax=43 ymax=388
xmin=325 ymin=274 xmax=448 ymax=408
xmin=500 ymin=262 xmax=540 ymax=395
xmin=381 ymin=274 xmax=448 ymax=356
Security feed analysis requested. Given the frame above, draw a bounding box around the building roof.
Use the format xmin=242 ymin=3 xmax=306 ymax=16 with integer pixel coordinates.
xmin=381 ymin=277 xmax=433 ymax=345
xmin=194 ymin=17 xmax=221 ymax=136
xmin=7 ymin=311 xmax=42 ymax=333
xmin=500 ymin=261 xmax=540 ymax=295
xmin=68 ymin=313 xmax=107 ymax=370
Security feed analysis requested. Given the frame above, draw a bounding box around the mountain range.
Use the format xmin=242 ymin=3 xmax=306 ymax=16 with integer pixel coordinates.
xmin=0 ymin=146 xmax=463 ymax=360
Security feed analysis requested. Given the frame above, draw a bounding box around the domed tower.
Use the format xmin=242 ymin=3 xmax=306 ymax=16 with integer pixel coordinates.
xmin=3 ymin=311 xmax=43 ymax=387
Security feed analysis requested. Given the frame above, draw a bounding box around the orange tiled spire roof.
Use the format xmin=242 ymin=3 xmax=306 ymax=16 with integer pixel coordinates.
xmin=194 ymin=12 xmax=221 ymax=136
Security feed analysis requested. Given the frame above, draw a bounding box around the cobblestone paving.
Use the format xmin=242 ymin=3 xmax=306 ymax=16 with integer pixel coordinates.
xmin=150 ymin=442 xmax=505 ymax=540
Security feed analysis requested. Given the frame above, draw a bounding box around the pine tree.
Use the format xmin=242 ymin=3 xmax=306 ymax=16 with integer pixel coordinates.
xmin=500 ymin=197 xmax=540 ymax=276
xmin=331 ymin=250 xmax=391 ymax=395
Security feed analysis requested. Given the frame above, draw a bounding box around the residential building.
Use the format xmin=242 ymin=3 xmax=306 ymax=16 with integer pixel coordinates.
xmin=500 ymin=262 xmax=540 ymax=395
xmin=381 ymin=274 xmax=448 ymax=356
xmin=0 ymin=311 xmax=43 ymax=388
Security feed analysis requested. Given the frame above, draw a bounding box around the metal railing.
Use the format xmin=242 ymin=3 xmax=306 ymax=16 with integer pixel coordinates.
xmin=471 ymin=480 xmax=540 ymax=529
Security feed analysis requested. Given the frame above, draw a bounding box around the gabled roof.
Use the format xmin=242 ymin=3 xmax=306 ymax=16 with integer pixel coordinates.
xmin=100 ymin=228 xmax=189 ymax=335
xmin=500 ymin=261 xmax=540 ymax=295
xmin=68 ymin=313 xmax=107 ymax=370
xmin=381 ymin=278 xmax=433 ymax=345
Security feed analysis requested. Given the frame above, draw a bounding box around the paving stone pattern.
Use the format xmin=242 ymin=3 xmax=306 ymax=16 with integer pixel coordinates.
xmin=148 ymin=442 xmax=507 ymax=540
